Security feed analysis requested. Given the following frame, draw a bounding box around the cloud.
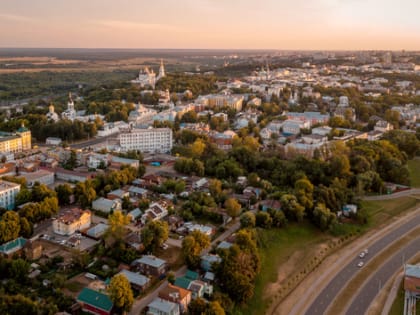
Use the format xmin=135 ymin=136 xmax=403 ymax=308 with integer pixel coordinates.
xmin=91 ymin=19 xmax=186 ymax=32
xmin=0 ymin=13 xmax=35 ymax=23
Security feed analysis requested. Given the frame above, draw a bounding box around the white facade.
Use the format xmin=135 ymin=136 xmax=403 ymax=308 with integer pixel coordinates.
xmin=0 ymin=180 xmax=20 ymax=210
xmin=46 ymin=137 xmax=62 ymax=146
xmin=53 ymin=209 xmax=91 ymax=236
xmin=20 ymin=170 xmax=55 ymax=187
xmin=119 ymin=128 xmax=173 ymax=153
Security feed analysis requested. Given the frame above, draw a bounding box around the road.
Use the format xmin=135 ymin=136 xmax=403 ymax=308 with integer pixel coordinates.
xmin=345 ymin=238 xmax=420 ymax=315
xmin=303 ymin=212 xmax=420 ymax=315
xmin=363 ymin=188 xmax=420 ymax=201
xmin=129 ymin=218 xmax=241 ymax=315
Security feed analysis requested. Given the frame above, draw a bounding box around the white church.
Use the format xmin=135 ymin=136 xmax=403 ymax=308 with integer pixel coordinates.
xmin=131 ymin=59 xmax=166 ymax=89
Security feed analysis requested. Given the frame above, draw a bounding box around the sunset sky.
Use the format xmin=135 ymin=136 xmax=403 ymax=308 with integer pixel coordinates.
xmin=1 ymin=0 xmax=420 ymax=50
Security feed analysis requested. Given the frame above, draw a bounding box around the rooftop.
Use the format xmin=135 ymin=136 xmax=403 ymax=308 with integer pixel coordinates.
xmin=0 ymin=237 xmax=26 ymax=255
xmin=76 ymin=287 xmax=113 ymax=312
xmin=135 ymin=255 xmax=166 ymax=268
xmin=118 ymin=269 xmax=149 ymax=287
xmin=148 ymin=298 xmax=179 ymax=313
xmin=405 ymin=264 xmax=420 ymax=278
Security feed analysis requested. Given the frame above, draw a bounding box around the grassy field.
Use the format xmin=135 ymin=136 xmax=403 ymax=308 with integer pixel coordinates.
xmin=362 ymin=196 xmax=420 ymax=227
xmin=239 ymin=222 xmax=330 ymax=315
xmin=408 ymin=159 xmax=420 ymax=188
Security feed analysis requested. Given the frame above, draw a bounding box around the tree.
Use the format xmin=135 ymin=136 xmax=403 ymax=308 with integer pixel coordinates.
xmin=188 ymin=297 xmax=207 ymax=315
xmin=294 ymin=177 xmax=314 ymax=212
xmin=313 ymin=203 xmax=337 ymax=231
xmin=205 ymin=301 xmax=225 ymax=315
xmin=280 ymin=194 xmax=305 ymax=222
xmin=108 ymin=274 xmax=134 ymax=314
xmin=31 ymin=182 xmax=56 ymax=202
xmin=190 ymin=138 xmax=206 ymax=158
xmin=182 ymin=230 xmax=211 ymax=268
xmin=240 ymin=211 xmax=256 ymax=228
xmin=74 ymin=180 xmax=96 ymax=208
xmin=225 ymin=198 xmax=241 ymax=218
xmin=255 ymin=211 xmax=272 ymax=228
xmin=141 ymin=220 xmax=169 ymax=253
xmin=9 ymin=258 xmax=30 ymax=282
xmin=19 ymin=217 xmax=33 ymax=238
xmin=106 ymin=210 xmax=129 ymax=244
xmin=71 ymin=249 xmax=90 ymax=269
xmin=0 ymin=211 xmax=21 ymax=243
xmin=55 ymin=184 xmax=73 ymax=205
xmin=209 ymin=178 xmax=223 ymax=201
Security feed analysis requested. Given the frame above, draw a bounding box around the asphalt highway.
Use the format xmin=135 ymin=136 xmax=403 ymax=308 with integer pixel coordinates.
xmin=345 ymin=237 xmax=420 ymax=315
xmin=304 ymin=214 xmax=420 ymax=315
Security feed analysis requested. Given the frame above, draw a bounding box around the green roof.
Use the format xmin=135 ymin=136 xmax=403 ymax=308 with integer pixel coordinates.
xmin=0 ymin=237 xmax=26 ymax=254
xmin=77 ymin=288 xmax=113 ymax=311
xmin=174 ymin=277 xmax=192 ymax=290
xmin=185 ymin=270 xmax=199 ymax=280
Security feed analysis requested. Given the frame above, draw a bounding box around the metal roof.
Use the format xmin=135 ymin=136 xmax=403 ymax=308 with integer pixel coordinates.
xmin=405 ymin=264 xmax=420 ymax=278
xmin=76 ymin=287 xmax=113 ymax=312
xmin=118 ymin=270 xmax=149 ymax=287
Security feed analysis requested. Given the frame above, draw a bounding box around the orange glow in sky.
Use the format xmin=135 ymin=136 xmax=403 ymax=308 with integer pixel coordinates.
xmin=1 ymin=0 xmax=420 ymax=50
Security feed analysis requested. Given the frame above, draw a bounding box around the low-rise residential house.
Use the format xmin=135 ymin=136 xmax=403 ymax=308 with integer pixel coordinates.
xmin=216 ymin=241 xmax=233 ymax=250
xmin=141 ymin=202 xmax=168 ymax=223
xmin=24 ymin=240 xmax=43 ymax=260
xmin=52 ymin=208 xmax=91 ymax=236
xmin=200 ymin=254 xmax=222 ymax=272
xmin=188 ymin=280 xmax=211 ymax=299
xmin=209 ymin=130 xmax=237 ymax=150
xmin=77 ymin=287 xmax=113 ymax=315
xmin=128 ymin=186 xmax=148 ymax=198
xmin=55 ymin=168 xmax=95 ymax=183
xmin=127 ymin=208 xmax=142 ymax=222
xmin=87 ymin=153 xmax=109 ymax=169
xmin=132 ymin=255 xmax=168 ymax=278
xmin=19 ymin=169 xmax=55 ymax=187
xmin=107 ymin=189 xmax=129 ymax=200
xmin=260 ymin=199 xmax=282 ymax=211
xmin=92 ymin=198 xmax=122 ymax=214
xmin=118 ymin=269 xmax=150 ymax=292
xmin=147 ymin=298 xmax=180 ymax=315
xmin=110 ymin=156 xmax=140 ymax=169
xmin=158 ymin=284 xmax=192 ymax=313
xmin=86 ymin=223 xmax=109 ymax=239
xmin=0 ymin=237 xmax=26 ymax=258
xmin=185 ymin=223 xmax=214 ymax=237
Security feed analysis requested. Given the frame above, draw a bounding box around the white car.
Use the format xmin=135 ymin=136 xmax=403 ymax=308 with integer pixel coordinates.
xmin=357 ymin=261 xmax=364 ymax=268
xmin=359 ymin=252 xmax=365 ymax=258
xmin=364 ymin=249 xmax=369 ymax=254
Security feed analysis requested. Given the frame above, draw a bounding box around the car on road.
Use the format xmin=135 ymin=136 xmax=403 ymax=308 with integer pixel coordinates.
xmin=357 ymin=261 xmax=364 ymax=268
xmin=363 ymin=248 xmax=369 ymax=254
xmin=359 ymin=252 xmax=365 ymax=258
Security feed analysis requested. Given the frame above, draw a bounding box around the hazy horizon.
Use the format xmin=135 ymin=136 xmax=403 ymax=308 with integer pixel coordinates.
xmin=2 ymin=0 xmax=420 ymax=50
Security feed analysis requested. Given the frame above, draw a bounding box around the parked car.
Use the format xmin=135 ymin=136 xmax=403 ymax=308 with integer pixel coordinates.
xmin=357 ymin=261 xmax=364 ymax=268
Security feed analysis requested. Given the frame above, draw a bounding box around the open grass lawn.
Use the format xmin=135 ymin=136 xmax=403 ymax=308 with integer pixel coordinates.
xmin=239 ymin=222 xmax=330 ymax=315
xmin=408 ymin=159 xmax=420 ymax=188
xmin=362 ymin=196 xmax=420 ymax=227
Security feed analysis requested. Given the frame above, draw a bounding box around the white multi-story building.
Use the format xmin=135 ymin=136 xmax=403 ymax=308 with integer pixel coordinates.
xmin=0 ymin=180 xmax=20 ymax=210
xmin=119 ymin=128 xmax=173 ymax=153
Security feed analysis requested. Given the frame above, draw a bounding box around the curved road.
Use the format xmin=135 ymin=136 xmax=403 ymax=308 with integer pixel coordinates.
xmin=304 ymin=213 xmax=420 ymax=315
xmin=346 ymin=237 xmax=420 ymax=315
